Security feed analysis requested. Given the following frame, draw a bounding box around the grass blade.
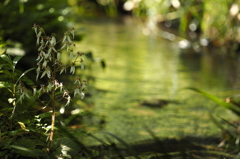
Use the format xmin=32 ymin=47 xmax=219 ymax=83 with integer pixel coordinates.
xmin=187 ymin=87 xmax=240 ymax=116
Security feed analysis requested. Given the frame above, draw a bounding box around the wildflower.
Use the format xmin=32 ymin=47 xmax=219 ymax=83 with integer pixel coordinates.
xmin=61 ymin=42 xmax=67 ymax=50
xmin=36 ymin=66 xmax=41 ymax=81
xmin=69 ymin=27 xmax=75 ymax=39
xmin=32 ymin=24 xmax=39 ymax=35
xmin=80 ymin=59 xmax=84 ymax=70
xmin=60 ymin=65 xmax=67 ymax=74
xmin=80 ymin=91 xmax=85 ymax=99
xmin=38 ymin=85 xmax=46 ymax=95
xmin=74 ymin=88 xmax=80 ymax=97
xmin=62 ymin=32 xmax=67 ymax=43
xmin=40 ymin=66 xmax=51 ymax=79
xmin=63 ymin=90 xmax=71 ymax=106
xmin=67 ymin=35 xmax=72 ymax=43
xmin=36 ymin=30 xmax=43 ymax=45
xmin=50 ymin=35 xmax=56 ymax=46
xmin=65 ymin=95 xmax=71 ymax=106
xmin=70 ymin=64 xmax=75 ymax=74
xmin=69 ymin=50 xmax=74 ymax=61
xmin=42 ymin=60 xmax=48 ymax=68
xmin=32 ymin=85 xmax=37 ymax=96
xmin=57 ymin=52 xmax=61 ymax=60
xmin=74 ymin=78 xmax=81 ymax=85
xmin=59 ymin=82 xmax=63 ymax=91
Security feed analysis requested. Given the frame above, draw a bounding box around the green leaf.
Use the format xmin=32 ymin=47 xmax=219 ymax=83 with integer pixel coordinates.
xmin=0 ymin=64 xmax=7 ymax=70
xmin=0 ymin=81 xmax=12 ymax=88
xmin=1 ymin=54 xmax=12 ymax=66
xmin=16 ymin=68 xmax=35 ymax=84
xmin=17 ymin=122 xmax=29 ymax=131
xmin=188 ymin=87 xmax=240 ymax=116
xmin=13 ymin=56 xmax=23 ymax=70
xmin=0 ymin=70 xmax=14 ymax=79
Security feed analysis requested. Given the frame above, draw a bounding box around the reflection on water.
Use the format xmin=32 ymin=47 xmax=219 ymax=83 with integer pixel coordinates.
xmin=76 ymin=17 xmax=240 ymax=144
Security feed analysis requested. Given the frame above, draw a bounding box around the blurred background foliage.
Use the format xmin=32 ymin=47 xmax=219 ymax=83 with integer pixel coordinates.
xmin=68 ymin=0 xmax=240 ymax=53
xmin=1 ymin=0 xmax=240 ymax=55
xmin=0 ymin=0 xmax=69 ymax=56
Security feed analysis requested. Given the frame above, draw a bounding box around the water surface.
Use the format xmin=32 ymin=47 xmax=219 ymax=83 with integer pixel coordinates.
xmin=75 ymin=17 xmax=239 ymax=144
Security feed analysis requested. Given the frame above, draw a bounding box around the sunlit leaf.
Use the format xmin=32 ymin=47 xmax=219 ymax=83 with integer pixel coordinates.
xmin=0 ymin=54 xmax=12 ymax=66
xmin=17 ymin=122 xmax=29 ymax=131
xmin=0 ymin=81 xmax=12 ymax=89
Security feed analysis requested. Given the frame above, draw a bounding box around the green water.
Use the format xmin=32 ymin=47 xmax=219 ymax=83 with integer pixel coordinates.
xmin=75 ymin=17 xmax=239 ymax=144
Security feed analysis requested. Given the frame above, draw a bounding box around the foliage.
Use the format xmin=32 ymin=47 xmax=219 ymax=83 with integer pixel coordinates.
xmin=0 ymin=0 xmax=70 ymax=55
xmin=130 ymin=0 xmax=240 ymax=50
xmin=0 ymin=25 xmax=93 ymax=158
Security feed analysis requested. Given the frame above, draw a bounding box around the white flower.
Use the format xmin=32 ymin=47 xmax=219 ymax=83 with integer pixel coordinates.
xmin=80 ymin=92 xmax=85 ymax=99
xmin=60 ymin=66 xmax=67 ymax=74
xmin=74 ymin=78 xmax=81 ymax=85
xmin=67 ymin=35 xmax=72 ymax=43
xmin=57 ymin=52 xmax=61 ymax=60
xmin=65 ymin=96 xmax=71 ymax=106
xmin=50 ymin=36 xmax=56 ymax=46
xmin=70 ymin=65 xmax=75 ymax=74
xmin=74 ymin=88 xmax=81 ymax=97
xmin=36 ymin=66 xmax=41 ymax=81
xmin=69 ymin=51 xmax=74 ymax=61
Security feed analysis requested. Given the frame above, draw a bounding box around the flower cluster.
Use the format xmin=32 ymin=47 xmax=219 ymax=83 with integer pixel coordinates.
xmin=32 ymin=24 xmax=86 ymax=107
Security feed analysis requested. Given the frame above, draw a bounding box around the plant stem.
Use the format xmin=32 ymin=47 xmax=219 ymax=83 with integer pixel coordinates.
xmin=47 ymin=87 xmax=56 ymax=152
xmin=47 ymin=50 xmax=57 ymax=152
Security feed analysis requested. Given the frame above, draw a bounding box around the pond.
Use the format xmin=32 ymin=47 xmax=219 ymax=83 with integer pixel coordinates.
xmin=75 ymin=17 xmax=240 ymax=145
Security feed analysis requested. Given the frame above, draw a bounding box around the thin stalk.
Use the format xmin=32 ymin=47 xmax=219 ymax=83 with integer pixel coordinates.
xmin=47 ymin=51 xmax=57 ymax=152
xmin=10 ymin=84 xmax=17 ymax=118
